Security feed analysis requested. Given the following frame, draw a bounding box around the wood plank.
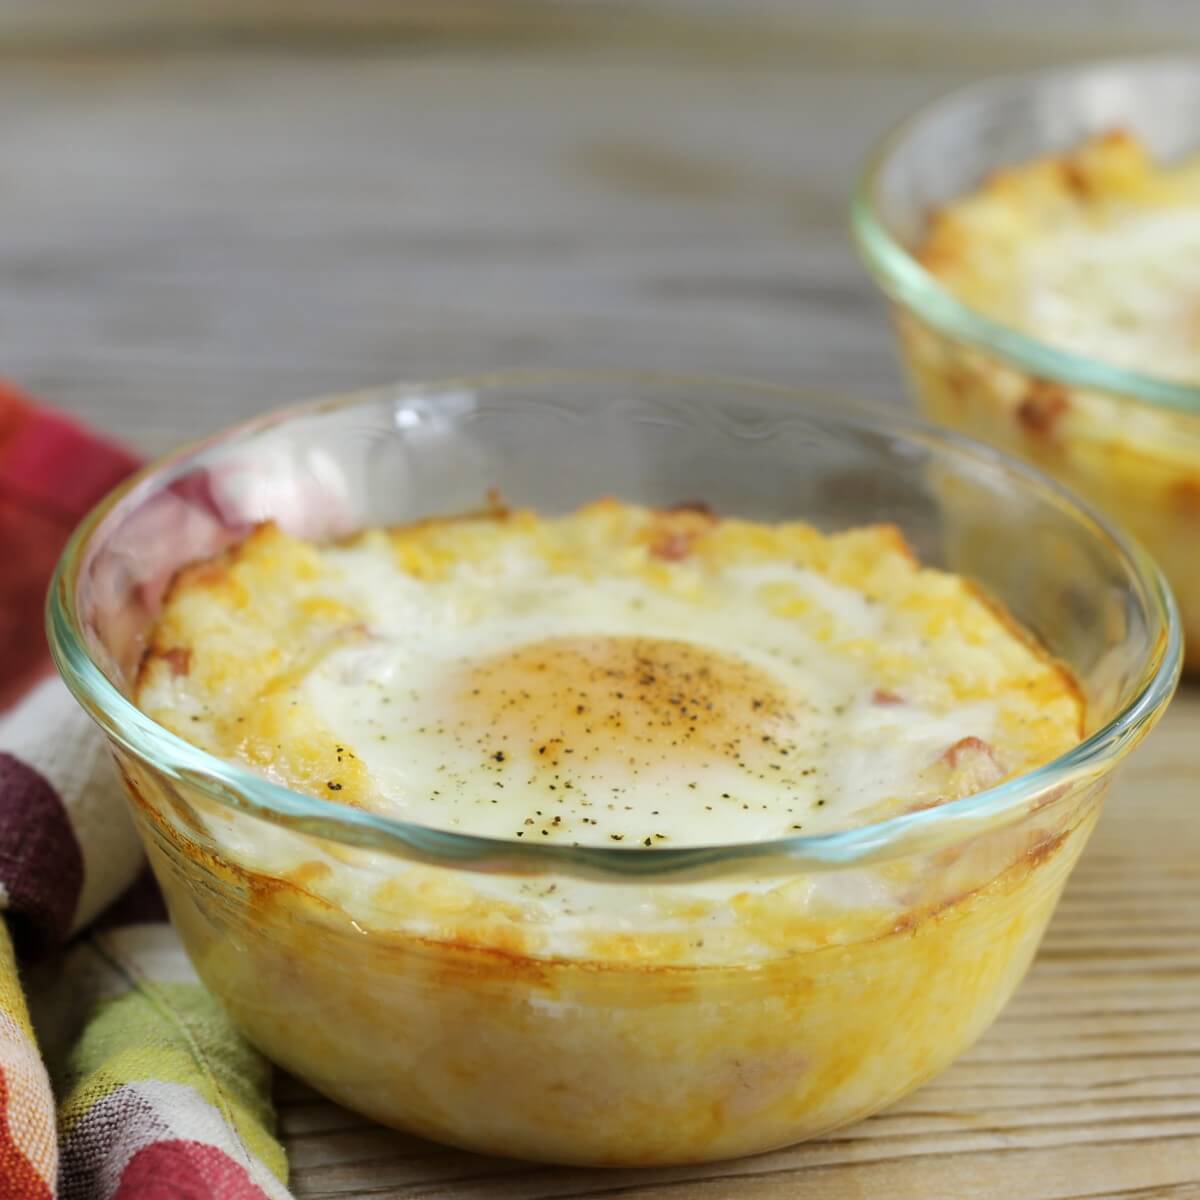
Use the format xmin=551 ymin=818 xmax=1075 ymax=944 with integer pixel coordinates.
xmin=0 ymin=45 xmax=943 ymax=454
xmin=0 ymin=0 xmax=1197 ymax=62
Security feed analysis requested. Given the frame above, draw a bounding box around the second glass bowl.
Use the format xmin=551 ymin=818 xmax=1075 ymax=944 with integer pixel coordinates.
xmin=854 ymin=57 xmax=1200 ymax=670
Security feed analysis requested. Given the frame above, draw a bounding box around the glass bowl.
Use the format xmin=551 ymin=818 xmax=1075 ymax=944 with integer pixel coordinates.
xmin=48 ymin=372 xmax=1179 ymax=1166
xmin=853 ymin=57 xmax=1200 ymax=672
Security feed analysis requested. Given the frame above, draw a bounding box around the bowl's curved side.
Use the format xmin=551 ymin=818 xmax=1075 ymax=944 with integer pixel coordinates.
xmin=123 ymin=739 xmax=1107 ymax=1165
xmin=853 ymin=56 xmax=1200 ymax=414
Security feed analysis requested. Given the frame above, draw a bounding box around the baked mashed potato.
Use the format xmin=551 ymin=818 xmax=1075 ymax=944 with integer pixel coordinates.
xmin=908 ymin=131 xmax=1200 ymax=668
xmin=138 ymin=501 xmax=1081 ymax=846
xmin=922 ymin=131 xmax=1200 ymax=381
xmin=127 ymin=501 xmax=1093 ymax=1164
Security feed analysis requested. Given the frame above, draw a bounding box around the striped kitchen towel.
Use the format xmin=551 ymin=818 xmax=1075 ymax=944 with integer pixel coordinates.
xmin=0 ymin=381 xmax=291 ymax=1198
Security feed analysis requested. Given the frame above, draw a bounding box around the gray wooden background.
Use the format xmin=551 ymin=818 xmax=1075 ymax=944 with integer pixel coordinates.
xmin=3 ymin=1 xmax=1199 ymax=456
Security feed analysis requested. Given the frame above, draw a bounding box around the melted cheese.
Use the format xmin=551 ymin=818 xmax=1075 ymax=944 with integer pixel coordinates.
xmin=922 ymin=131 xmax=1200 ymax=383
xmin=1021 ymin=208 xmax=1200 ymax=379
xmin=137 ymin=502 xmax=1081 ymax=851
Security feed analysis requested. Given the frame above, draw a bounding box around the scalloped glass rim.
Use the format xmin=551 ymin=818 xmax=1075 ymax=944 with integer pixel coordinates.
xmin=851 ymin=55 xmax=1200 ymax=416
xmin=47 ymin=371 xmax=1181 ymax=877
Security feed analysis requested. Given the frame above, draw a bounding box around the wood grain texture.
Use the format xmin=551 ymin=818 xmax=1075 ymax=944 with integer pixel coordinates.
xmin=0 ymin=20 xmax=1196 ymax=1197
xmin=0 ymin=43 xmax=947 ymax=456
xmin=1 ymin=1 xmax=1198 ymax=62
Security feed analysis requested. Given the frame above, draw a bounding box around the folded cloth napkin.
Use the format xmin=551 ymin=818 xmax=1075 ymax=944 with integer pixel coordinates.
xmin=0 ymin=381 xmax=291 ymax=1198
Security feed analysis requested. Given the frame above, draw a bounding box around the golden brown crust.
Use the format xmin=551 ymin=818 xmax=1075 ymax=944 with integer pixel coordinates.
xmin=962 ymin=578 xmax=1087 ymax=741
xmin=126 ymin=747 xmax=1090 ymax=973
xmin=133 ymin=497 xmax=1086 ymax=957
xmin=134 ymin=521 xmax=276 ymax=695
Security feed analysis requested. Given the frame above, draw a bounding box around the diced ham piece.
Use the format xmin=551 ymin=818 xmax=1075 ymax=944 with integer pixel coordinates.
xmin=161 ymin=647 xmax=192 ymax=677
xmin=650 ymin=531 xmax=696 ymax=562
xmin=942 ymin=735 xmax=994 ymax=768
xmin=939 ymin=736 xmax=1005 ymax=794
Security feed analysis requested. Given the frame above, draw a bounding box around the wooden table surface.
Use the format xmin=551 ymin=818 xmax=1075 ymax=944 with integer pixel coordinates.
xmin=1 ymin=8 xmax=1197 ymax=1196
